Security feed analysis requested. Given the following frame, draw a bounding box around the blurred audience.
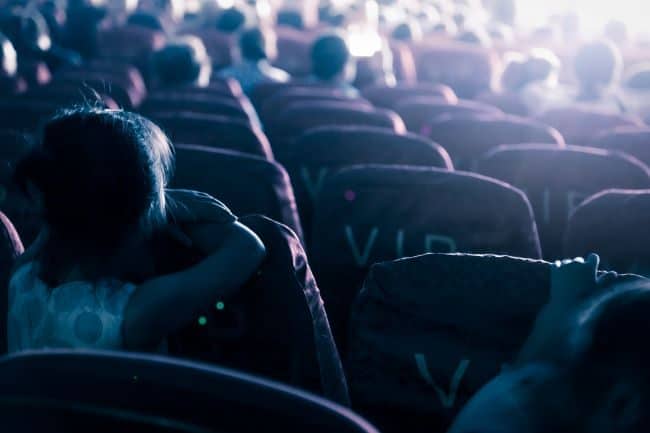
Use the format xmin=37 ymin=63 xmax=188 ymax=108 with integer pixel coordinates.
xmin=218 ymin=27 xmax=289 ymax=95
xmin=151 ymin=36 xmax=211 ymax=88
xmin=573 ymin=40 xmax=625 ymax=113
xmin=309 ymin=32 xmax=358 ymax=97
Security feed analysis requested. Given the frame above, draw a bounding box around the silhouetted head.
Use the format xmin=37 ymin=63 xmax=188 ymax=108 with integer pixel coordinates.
xmin=137 ymin=0 xmax=184 ymax=23
xmin=14 ymin=107 xmax=173 ymax=255
xmin=215 ymin=7 xmax=247 ymax=33
xmin=392 ymin=21 xmax=423 ymax=42
xmin=574 ymin=40 xmax=622 ymax=98
xmin=604 ymin=20 xmax=628 ymax=46
xmin=277 ymin=9 xmax=304 ymax=30
xmin=311 ymin=32 xmax=353 ymax=82
xmin=127 ymin=11 xmax=165 ymax=31
xmin=239 ymin=27 xmax=276 ymax=62
xmin=566 ymin=282 xmax=650 ymax=432
xmin=151 ymin=36 xmax=211 ymax=87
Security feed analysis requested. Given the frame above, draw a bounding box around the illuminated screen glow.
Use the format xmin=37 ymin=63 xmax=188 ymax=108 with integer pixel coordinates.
xmin=517 ymin=0 xmax=650 ymax=37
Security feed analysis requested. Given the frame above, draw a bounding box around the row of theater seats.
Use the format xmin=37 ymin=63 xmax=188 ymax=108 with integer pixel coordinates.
xmin=0 ymin=350 xmax=374 ymax=433
xmin=1 ymin=57 xmax=649 ymax=432
xmin=0 ymin=208 xmax=645 ymax=433
xmin=0 ymin=68 xmax=649 ymax=333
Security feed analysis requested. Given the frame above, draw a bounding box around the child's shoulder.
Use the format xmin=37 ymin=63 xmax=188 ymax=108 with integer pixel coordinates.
xmin=165 ymin=189 xmax=237 ymax=225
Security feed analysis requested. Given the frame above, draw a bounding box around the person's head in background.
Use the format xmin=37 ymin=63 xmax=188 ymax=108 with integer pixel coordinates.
xmin=487 ymin=23 xmax=513 ymax=45
xmin=105 ymin=0 xmax=139 ymax=25
xmin=151 ymin=36 xmax=211 ymax=88
xmin=624 ymin=63 xmax=650 ymax=91
xmin=310 ymin=32 xmax=356 ymax=86
xmin=574 ymin=40 xmax=622 ymax=101
xmin=525 ymin=48 xmax=561 ymax=86
xmin=14 ymin=107 xmax=173 ymax=278
xmin=604 ymin=20 xmax=629 ymax=47
xmin=137 ymin=0 xmax=184 ymax=30
xmin=391 ymin=20 xmax=423 ymax=42
xmin=276 ymin=9 xmax=304 ymax=30
xmin=127 ymin=11 xmax=165 ymax=31
xmin=215 ymin=7 xmax=247 ymax=34
xmin=563 ymin=282 xmax=650 ymax=433
xmin=429 ymin=17 xmax=458 ymax=36
xmin=456 ymin=28 xmax=491 ymax=47
xmin=238 ymin=26 xmax=277 ymax=63
xmin=501 ymin=53 xmax=527 ymax=92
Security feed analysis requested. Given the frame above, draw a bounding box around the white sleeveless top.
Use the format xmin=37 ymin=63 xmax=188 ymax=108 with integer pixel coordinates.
xmin=7 ymin=263 xmax=136 ymax=353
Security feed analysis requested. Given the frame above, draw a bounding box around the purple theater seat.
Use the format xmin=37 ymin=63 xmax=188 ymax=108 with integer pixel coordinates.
xmin=171 ymin=145 xmax=303 ymax=240
xmin=477 ymin=144 xmax=650 ymax=260
xmin=310 ymin=165 xmax=541 ymax=350
xmin=395 ymin=97 xmax=502 ymax=133
xmin=18 ymin=83 xmax=119 ymax=110
xmin=0 ymin=211 xmax=23 ymax=354
xmin=54 ymin=69 xmax=145 ymax=108
xmin=476 ymin=91 xmax=529 ymax=116
xmin=565 ymin=189 xmax=650 ymax=277
xmin=188 ymin=29 xmax=235 ymax=70
xmin=284 ymin=126 xmax=452 ymax=241
xmin=267 ymin=101 xmax=406 ymax=156
xmin=275 ymin=27 xmax=315 ymax=78
xmin=259 ymin=87 xmax=368 ymax=126
xmin=592 ymin=126 xmax=650 ymax=166
xmin=536 ymin=107 xmax=644 ymax=145
xmin=158 ymin=214 xmax=348 ymax=404
xmin=97 ymin=25 xmax=165 ymax=70
xmin=349 ymin=253 xmax=646 ymax=433
xmin=412 ymin=41 xmax=499 ymax=98
xmin=207 ymin=77 xmax=244 ymax=98
xmin=0 ymin=350 xmax=375 ymax=432
xmin=140 ymin=92 xmax=253 ymax=123
xmin=360 ymin=83 xmax=457 ymax=109
xmin=425 ymin=113 xmax=565 ymax=170
xmin=149 ymin=112 xmax=273 ymax=160
xmin=250 ymin=81 xmax=357 ymax=110
xmin=0 ymin=100 xmax=58 ymax=132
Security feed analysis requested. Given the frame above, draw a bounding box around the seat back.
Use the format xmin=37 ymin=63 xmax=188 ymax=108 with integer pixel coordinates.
xmin=413 ymin=42 xmax=498 ymax=98
xmin=267 ymin=101 xmax=406 ymax=153
xmin=360 ymin=83 xmax=457 ymax=109
xmin=476 ymin=91 xmax=529 ymax=116
xmin=285 ymin=126 xmax=452 ymax=239
xmin=161 ymin=215 xmax=348 ymax=404
xmin=565 ymin=189 xmax=650 ymax=277
xmin=171 ymin=145 xmax=303 ymax=239
xmin=97 ymin=25 xmax=165 ymax=69
xmin=425 ymin=114 xmax=564 ymax=170
xmin=0 ymin=100 xmax=58 ymax=132
xmin=349 ymin=253 xmax=646 ymax=433
xmin=396 ymin=97 xmax=502 ymax=133
xmin=140 ymin=93 xmax=252 ymax=123
xmin=149 ymin=112 xmax=273 ymax=159
xmin=477 ymin=144 xmax=650 ymax=260
xmin=536 ymin=107 xmax=644 ymax=145
xmin=260 ymin=88 xmax=367 ymax=126
xmin=592 ymin=127 xmax=650 ymax=166
xmin=189 ymin=29 xmax=235 ymax=69
xmin=310 ymin=165 xmax=541 ymax=348
xmin=0 ymin=350 xmax=376 ymax=432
